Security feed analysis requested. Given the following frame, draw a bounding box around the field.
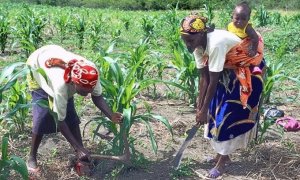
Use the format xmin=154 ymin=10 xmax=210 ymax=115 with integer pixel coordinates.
xmin=0 ymin=2 xmax=300 ymax=180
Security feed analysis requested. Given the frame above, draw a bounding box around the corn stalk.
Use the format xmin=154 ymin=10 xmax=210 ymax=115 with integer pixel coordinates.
xmin=72 ymin=14 xmax=86 ymax=49
xmin=0 ymin=62 xmax=31 ymax=133
xmin=254 ymin=5 xmax=270 ymax=27
xmin=0 ymin=14 xmax=9 ymax=53
xmin=54 ymin=12 xmax=70 ymax=43
xmin=171 ymin=40 xmax=198 ymax=106
xmin=15 ymin=6 xmax=47 ymax=57
xmin=88 ymin=15 xmax=104 ymax=51
xmin=0 ymin=136 xmax=29 ymax=180
xmin=84 ymin=53 xmax=174 ymax=161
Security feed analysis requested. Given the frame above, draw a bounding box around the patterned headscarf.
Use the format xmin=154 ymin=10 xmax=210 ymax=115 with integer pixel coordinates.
xmin=180 ymin=15 xmax=207 ymax=34
xmin=64 ymin=59 xmax=98 ymax=89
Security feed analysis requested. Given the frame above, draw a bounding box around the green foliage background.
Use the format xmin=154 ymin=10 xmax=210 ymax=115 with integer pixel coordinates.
xmin=4 ymin=0 xmax=300 ymax=10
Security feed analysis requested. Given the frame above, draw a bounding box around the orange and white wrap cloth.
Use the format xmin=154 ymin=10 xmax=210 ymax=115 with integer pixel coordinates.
xmin=225 ymin=33 xmax=264 ymax=108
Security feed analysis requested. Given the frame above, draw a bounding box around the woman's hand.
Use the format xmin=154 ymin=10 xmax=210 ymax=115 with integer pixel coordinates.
xmin=76 ymin=147 xmax=91 ymax=162
xmin=196 ymin=109 xmax=208 ymax=125
xmin=111 ymin=112 xmax=123 ymax=124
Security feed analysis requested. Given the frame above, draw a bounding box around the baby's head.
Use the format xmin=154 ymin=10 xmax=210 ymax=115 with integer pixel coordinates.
xmin=232 ymin=1 xmax=251 ymax=29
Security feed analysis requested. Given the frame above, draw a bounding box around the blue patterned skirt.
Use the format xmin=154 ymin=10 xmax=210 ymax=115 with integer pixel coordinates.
xmin=206 ymin=61 xmax=265 ymax=142
xmin=31 ymin=89 xmax=80 ymax=135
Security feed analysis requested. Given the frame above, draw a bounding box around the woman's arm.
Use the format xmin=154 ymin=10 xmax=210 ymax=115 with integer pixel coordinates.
xmin=197 ymin=67 xmax=209 ymax=111
xmin=196 ymin=70 xmax=220 ymax=124
xmin=91 ymin=95 xmax=122 ymax=123
xmin=58 ymin=121 xmax=90 ymax=161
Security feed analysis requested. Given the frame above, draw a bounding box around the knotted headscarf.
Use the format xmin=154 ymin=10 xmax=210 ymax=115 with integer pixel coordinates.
xmin=45 ymin=58 xmax=99 ymax=89
xmin=180 ymin=15 xmax=208 ymax=34
xmin=64 ymin=59 xmax=98 ymax=89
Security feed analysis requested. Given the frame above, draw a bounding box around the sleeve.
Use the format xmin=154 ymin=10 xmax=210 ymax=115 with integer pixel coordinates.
xmin=207 ymin=45 xmax=227 ymax=72
xmin=193 ymin=48 xmax=207 ymax=69
xmin=52 ymin=85 xmax=69 ymax=121
xmin=91 ymin=79 xmax=102 ymax=96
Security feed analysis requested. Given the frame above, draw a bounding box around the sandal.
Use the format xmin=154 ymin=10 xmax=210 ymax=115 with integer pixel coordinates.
xmin=252 ymin=66 xmax=262 ymax=75
xmin=263 ymin=106 xmax=284 ymax=120
xmin=276 ymin=116 xmax=300 ymax=132
xmin=207 ymin=167 xmax=223 ymax=179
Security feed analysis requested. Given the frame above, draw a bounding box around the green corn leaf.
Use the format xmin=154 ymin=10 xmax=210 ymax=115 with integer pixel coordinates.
xmin=135 ymin=113 xmax=173 ymax=137
xmin=148 ymin=114 xmax=173 ymax=136
xmin=1 ymin=136 xmax=9 ymax=161
xmin=0 ymin=62 xmax=25 ymax=84
xmin=4 ymin=71 xmax=29 ymax=92
xmin=287 ymin=76 xmax=300 ymax=84
xmin=10 ymin=156 xmax=29 ymax=180
xmin=141 ymin=120 xmax=158 ymax=154
xmin=2 ymin=103 xmax=32 ymax=119
xmin=106 ymin=42 xmax=115 ymax=54
xmin=91 ymin=116 xmax=118 ymax=137
xmin=35 ymin=99 xmax=49 ymax=108
xmin=172 ymin=49 xmax=183 ymax=68
xmin=122 ymin=108 xmax=132 ymax=132
xmin=0 ymin=79 xmax=17 ymax=94
xmin=117 ymin=87 xmax=126 ymax=109
xmin=108 ymin=61 xmax=124 ymax=86
xmin=100 ymin=77 xmax=117 ymax=96
xmin=36 ymin=68 xmax=48 ymax=84
xmin=124 ymin=79 xmax=135 ymax=104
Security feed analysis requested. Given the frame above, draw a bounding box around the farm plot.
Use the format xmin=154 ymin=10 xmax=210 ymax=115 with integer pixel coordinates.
xmin=0 ymin=2 xmax=300 ymax=180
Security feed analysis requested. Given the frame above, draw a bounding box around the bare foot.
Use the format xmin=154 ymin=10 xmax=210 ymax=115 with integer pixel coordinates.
xmin=27 ymin=156 xmax=38 ymax=169
xmin=27 ymin=156 xmax=41 ymax=178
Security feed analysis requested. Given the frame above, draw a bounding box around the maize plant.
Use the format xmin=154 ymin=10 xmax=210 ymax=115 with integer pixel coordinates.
xmin=203 ymin=3 xmax=215 ymax=27
xmin=141 ymin=16 xmax=155 ymax=39
xmin=217 ymin=6 xmax=232 ymax=28
xmin=72 ymin=14 xmax=86 ymax=49
xmin=263 ymin=42 xmax=288 ymax=103
xmin=127 ymin=39 xmax=150 ymax=81
xmin=254 ymin=5 xmax=269 ymax=27
xmin=171 ymin=40 xmax=198 ymax=106
xmin=0 ymin=62 xmax=31 ymax=133
xmin=162 ymin=4 xmax=181 ymax=49
xmin=269 ymin=12 xmax=281 ymax=25
xmin=110 ymin=29 xmax=121 ymax=43
xmin=87 ymin=54 xmax=173 ymax=158
xmin=15 ymin=6 xmax=47 ymax=57
xmin=0 ymin=136 xmax=29 ymax=180
xmin=0 ymin=14 xmax=9 ymax=53
xmin=88 ymin=15 xmax=104 ymax=51
xmin=54 ymin=12 xmax=70 ymax=43
xmin=3 ymin=81 xmax=31 ymax=133
xmin=122 ymin=18 xmax=130 ymax=31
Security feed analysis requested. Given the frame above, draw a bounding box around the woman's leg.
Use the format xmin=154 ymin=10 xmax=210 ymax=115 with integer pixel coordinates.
xmin=28 ymin=133 xmax=43 ymax=169
xmin=209 ymin=153 xmax=231 ymax=164
xmin=29 ymin=89 xmax=56 ymax=170
xmin=65 ymin=97 xmax=84 ymax=148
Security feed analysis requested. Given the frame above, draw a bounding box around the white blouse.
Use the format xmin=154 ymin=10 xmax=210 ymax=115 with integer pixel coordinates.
xmin=27 ymin=45 xmax=102 ymax=121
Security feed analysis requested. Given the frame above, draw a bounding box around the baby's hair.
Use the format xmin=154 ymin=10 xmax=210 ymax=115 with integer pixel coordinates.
xmin=236 ymin=1 xmax=251 ymax=16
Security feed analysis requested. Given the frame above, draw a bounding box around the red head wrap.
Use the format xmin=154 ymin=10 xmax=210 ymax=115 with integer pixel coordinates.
xmin=64 ymin=59 xmax=99 ymax=89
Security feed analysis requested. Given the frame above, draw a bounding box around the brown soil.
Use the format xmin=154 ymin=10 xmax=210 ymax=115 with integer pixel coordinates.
xmin=7 ymin=96 xmax=300 ymax=180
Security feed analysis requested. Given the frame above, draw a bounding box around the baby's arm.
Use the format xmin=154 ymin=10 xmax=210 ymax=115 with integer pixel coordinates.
xmin=245 ymin=24 xmax=259 ymax=57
